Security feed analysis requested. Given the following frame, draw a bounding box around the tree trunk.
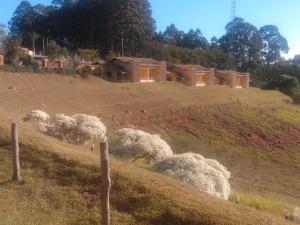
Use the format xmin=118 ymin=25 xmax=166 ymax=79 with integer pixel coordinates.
xmin=11 ymin=123 xmax=22 ymax=182
xmin=100 ymin=141 xmax=111 ymax=225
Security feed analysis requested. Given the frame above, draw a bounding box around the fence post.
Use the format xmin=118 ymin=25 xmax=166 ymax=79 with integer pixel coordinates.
xmin=11 ymin=123 xmax=22 ymax=182
xmin=100 ymin=141 xmax=111 ymax=225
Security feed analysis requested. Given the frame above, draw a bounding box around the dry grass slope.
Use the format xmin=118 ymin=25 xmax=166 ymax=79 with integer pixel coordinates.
xmin=0 ymin=72 xmax=299 ymax=224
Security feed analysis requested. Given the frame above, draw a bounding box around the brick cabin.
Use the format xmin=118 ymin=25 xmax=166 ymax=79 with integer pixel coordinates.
xmin=168 ymin=65 xmax=215 ymax=87
xmin=104 ymin=57 xmax=167 ymax=83
xmin=33 ymin=56 xmax=66 ymax=69
xmin=215 ymin=70 xmax=250 ymax=89
xmin=0 ymin=46 xmax=5 ymax=65
xmin=0 ymin=55 xmax=4 ymax=66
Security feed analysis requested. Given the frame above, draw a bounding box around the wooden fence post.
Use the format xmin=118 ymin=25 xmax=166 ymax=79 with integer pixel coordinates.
xmin=11 ymin=123 xmax=22 ymax=182
xmin=100 ymin=141 xmax=111 ymax=225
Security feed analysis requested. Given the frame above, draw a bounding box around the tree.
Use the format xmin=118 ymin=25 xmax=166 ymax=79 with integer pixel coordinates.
xmin=182 ymin=28 xmax=209 ymax=49
xmin=277 ymin=74 xmax=299 ymax=96
xmin=100 ymin=0 xmax=156 ymax=56
xmin=210 ymin=36 xmax=219 ymax=48
xmin=46 ymin=40 xmax=63 ymax=59
xmin=294 ymin=55 xmax=300 ymax=64
xmin=0 ymin=23 xmax=7 ymax=46
xmin=219 ymin=17 xmax=263 ymax=70
xmin=9 ymin=1 xmax=44 ymax=53
xmin=259 ymin=25 xmax=289 ymax=65
xmin=162 ymin=24 xmax=184 ymax=46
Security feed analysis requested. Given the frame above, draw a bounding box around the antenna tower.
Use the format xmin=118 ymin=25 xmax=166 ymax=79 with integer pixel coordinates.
xmin=231 ymin=0 xmax=236 ymax=20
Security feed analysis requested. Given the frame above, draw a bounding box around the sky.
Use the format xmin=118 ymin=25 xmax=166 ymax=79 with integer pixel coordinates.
xmin=0 ymin=0 xmax=299 ymax=59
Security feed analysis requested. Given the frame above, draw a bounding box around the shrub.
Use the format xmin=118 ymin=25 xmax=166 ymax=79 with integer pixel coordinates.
xmin=77 ymin=49 xmax=99 ymax=61
xmin=77 ymin=66 xmax=92 ymax=78
xmin=292 ymin=87 xmax=300 ymax=104
xmin=24 ymin=110 xmax=50 ymax=123
xmin=111 ymin=128 xmax=173 ymax=161
xmin=46 ymin=113 xmax=106 ymax=144
xmin=153 ymin=153 xmax=231 ymax=200
xmin=92 ymin=66 xmax=103 ymax=77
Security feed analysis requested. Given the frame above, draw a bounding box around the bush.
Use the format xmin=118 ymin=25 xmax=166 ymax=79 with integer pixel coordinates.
xmin=77 ymin=49 xmax=99 ymax=61
xmin=111 ymin=128 xmax=173 ymax=161
xmin=278 ymin=74 xmax=299 ymax=96
xmin=154 ymin=153 xmax=231 ymax=200
xmin=92 ymin=66 xmax=103 ymax=77
xmin=77 ymin=66 xmax=92 ymax=78
xmin=293 ymin=87 xmax=300 ymax=104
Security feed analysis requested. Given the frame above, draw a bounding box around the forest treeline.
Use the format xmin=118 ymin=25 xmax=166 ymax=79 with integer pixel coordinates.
xmin=1 ymin=0 xmax=300 ymax=101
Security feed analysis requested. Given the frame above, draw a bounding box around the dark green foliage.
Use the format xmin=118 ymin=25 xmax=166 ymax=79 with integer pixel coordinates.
xmin=277 ymin=74 xmax=299 ymax=96
xmin=259 ymin=25 xmax=289 ymax=65
xmin=0 ymin=23 xmax=6 ymax=45
xmin=99 ymin=0 xmax=156 ymax=55
xmin=219 ymin=17 xmax=263 ymax=71
xmin=293 ymin=87 xmax=300 ymax=104
xmin=142 ymin=41 xmax=229 ymax=69
xmin=154 ymin=24 xmax=209 ymax=50
xmin=77 ymin=49 xmax=99 ymax=61
xmin=46 ymin=40 xmax=63 ymax=59
xmin=77 ymin=66 xmax=92 ymax=78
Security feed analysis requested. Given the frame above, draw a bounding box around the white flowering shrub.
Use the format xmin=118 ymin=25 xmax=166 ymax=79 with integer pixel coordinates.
xmin=24 ymin=110 xmax=49 ymax=122
xmin=153 ymin=153 xmax=231 ymax=200
xmin=70 ymin=114 xmax=107 ymax=143
xmin=111 ymin=128 xmax=173 ymax=160
xmin=294 ymin=207 xmax=300 ymax=222
xmin=25 ymin=111 xmax=107 ymax=144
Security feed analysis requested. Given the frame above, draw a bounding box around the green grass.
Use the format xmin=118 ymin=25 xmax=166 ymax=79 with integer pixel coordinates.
xmin=229 ymin=192 xmax=294 ymax=220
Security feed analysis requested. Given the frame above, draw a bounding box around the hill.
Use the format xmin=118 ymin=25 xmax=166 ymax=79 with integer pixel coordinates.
xmin=0 ymin=72 xmax=299 ymax=224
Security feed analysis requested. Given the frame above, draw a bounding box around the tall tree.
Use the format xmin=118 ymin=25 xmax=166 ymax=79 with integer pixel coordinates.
xmin=9 ymin=1 xmax=43 ymax=52
xmin=100 ymin=0 xmax=155 ymax=56
xmin=259 ymin=25 xmax=289 ymax=65
xmin=162 ymin=24 xmax=184 ymax=46
xmin=219 ymin=17 xmax=263 ymax=70
xmin=182 ymin=28 xmax=209 ymax=49
xmin=0 ymin=23 xmax=7 ymax=45
xmin=210 ymin=36 xmax=219 ymax=48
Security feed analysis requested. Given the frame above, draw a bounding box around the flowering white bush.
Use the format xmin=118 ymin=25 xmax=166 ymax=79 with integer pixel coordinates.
xmin=153 ymin=153 xmax=231 ymax=200
xmin=294 ymin=207 xmax=300 ymax=222
xmin=111 ymin=128 xmax=173 ymax=160
xmin=25 ymin=111 xmax=107 ymax=144
xmin=70 ymin=114 xmax=107 ymax=143
xmin=25 ymin=110 xmax=49 ymax=122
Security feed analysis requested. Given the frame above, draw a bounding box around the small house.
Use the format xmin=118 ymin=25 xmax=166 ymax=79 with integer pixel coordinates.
xmin=215 ymin=70 xmax=250 ymax=89
xmin=168 ymin=65 xmax=215 ymax=87
xmin=0 ymin=55 xmax=4 ymax=66
xmin=103 ymin=57 xmax=167 ymax=83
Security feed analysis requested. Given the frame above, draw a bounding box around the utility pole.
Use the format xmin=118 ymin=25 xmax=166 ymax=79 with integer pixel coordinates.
xmin=121 ymin=31 xmax=124 ymax=57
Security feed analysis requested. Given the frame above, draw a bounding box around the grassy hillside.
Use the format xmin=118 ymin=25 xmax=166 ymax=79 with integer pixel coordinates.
xmin=0 ymin=72 xmax=299 ymax=224
xmin=0 ymin=122 xmax=295 ymax=225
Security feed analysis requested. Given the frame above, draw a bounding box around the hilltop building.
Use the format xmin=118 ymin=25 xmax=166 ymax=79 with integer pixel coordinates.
xmin=168 ymin=64 xmax=250 ymax=89
xmin=215 ymin=70 xmax=250 ymax=89
xmin=0 ymin=55 xmax=4 ymax=66
xmin=168 ymin=65 xmax=215 ymax=87
xmin=103 ymin=57 xmax=167 ymax=83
